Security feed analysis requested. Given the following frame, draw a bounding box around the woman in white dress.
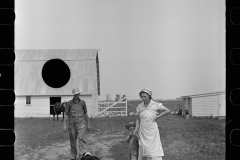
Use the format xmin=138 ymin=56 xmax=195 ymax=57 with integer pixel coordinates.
xmin=134 ymin=89 xmax=170 ymax=160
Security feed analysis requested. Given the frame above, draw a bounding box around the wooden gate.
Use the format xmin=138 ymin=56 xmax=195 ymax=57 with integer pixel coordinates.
xmin=94 ymin=97 xmax=127 ymax=117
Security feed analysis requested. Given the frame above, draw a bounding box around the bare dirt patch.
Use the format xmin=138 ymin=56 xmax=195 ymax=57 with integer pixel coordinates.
xmin=16 ymin=132 xmax=125 ymax=160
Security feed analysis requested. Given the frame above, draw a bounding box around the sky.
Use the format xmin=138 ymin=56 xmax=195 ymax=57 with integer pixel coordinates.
xmin=15 ymin=0 xmax=225 ymax=100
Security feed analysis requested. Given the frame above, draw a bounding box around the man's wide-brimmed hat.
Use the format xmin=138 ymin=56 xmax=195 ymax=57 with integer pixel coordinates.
xmin=72 ymin=88 xmax=81 ymax=95
xmin=139 ymin=88 xmax=152 ymax=97
xmin=125 ymin=122 xmax=136 ymax=129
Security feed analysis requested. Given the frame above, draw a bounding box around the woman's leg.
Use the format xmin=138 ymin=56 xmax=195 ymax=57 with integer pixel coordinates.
xmin=131 ymin=155 xmax=138 ymax=160
xmin=138 ymin=143 xmax=143 ymax=160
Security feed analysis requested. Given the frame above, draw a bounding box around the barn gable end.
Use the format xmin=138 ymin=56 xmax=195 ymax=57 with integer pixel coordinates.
xmin=15 ymin=49 xmax=100 ymax=117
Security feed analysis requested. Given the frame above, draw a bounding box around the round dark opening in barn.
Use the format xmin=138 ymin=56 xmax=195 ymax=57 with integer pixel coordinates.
xmin=42 ymin=59 xmax=70 ymax=88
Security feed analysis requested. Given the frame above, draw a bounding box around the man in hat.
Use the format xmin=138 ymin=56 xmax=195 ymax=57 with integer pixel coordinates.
xmin=63 ymin=88 xmax=90 ymax=160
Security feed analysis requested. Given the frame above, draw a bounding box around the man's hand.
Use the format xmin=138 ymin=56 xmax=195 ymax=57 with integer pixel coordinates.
xmin=133 ymin=133 xmax=139 ymax=140
xmin=86 ymin=124 xmax=90 ymax=131
xmin=63 ymin=125 xmax=68 ymax=132
xmin=63 ymin=114 xmax=69 ymax=132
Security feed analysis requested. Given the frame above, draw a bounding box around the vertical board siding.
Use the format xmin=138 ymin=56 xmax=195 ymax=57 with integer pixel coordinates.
xmin=82 ymin=79 xmax=89 ymax=94
xmin=61 ymin=96 xmax=73 ymax=103
xmin=15 ymin=60 xmax=97 ymax=95
xmin=183 ymin=98 xmax=188 ymax=110
xmin=15 ymin=96 xmax=93 ymax=117
xmin=218 ymin=94 xmax=226 ymax=116
xmin=79 ymin=96 xmax=92 ymax=117
xmin=192 ymin=95 xmax=219 ymax=116
xmin=15 ymin=96 xmax=50 ymax=117
xmin=88 ymin=78 xmax=93 ymax=93
xmin=92 ymin=75 xmax=99 ymax=117
xmin=188 ymin=98 xmax=192 ymax=116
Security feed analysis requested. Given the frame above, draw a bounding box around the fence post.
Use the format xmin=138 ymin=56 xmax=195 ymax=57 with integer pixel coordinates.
xmin=126 ymin=96 xmax=128 ymax=116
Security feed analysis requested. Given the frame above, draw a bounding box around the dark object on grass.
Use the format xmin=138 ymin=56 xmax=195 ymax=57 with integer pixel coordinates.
xmin=177 ymin=109 xmax=182 ymax=115
xmin=80 ymin=152 xmax=100 ymax=160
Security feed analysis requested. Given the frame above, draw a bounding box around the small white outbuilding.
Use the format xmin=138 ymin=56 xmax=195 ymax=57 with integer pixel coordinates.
xmin=181 ymin=91 xmax=225 ymax=117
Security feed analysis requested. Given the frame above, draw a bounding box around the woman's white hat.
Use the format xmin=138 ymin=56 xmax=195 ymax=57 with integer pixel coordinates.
xmin=72 ymin=88 xmax=81 ymax=95
xmin=139 ymin=88 xmax=152 ymax=97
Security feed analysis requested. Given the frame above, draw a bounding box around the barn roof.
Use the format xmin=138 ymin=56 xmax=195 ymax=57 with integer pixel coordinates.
xmin=181 ymin=91 xmax=225 ymax=98
xmin=15 ymin=49 xmax=100 ymax=96
xmin=15 ymin=49 xmax=99 ymax=61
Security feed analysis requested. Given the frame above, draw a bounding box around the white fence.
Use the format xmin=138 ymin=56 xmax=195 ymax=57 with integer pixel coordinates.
xmin=94 ymin=97 xmax=127 ymax=117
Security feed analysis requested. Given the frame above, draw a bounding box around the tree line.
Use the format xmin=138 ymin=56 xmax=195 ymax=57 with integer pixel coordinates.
xmin=103 ymin=94 xmax=181 ymax=102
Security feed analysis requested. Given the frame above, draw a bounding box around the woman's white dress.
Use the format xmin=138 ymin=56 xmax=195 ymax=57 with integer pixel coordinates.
xmin=137 ymin=100 xmax=164 ymax=159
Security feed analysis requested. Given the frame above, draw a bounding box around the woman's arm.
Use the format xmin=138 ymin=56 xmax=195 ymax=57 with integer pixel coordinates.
xmin=154 ymin=106 xmax=170 ymax=121
xmin=134 ymin=115 xmax=140 ymax=135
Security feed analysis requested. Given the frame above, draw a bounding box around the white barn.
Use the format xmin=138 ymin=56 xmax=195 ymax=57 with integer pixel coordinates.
xmin=181 ymin=91 xmax=225 ymax=117
xmin=15 ymin=49 xmax=100 ymax=117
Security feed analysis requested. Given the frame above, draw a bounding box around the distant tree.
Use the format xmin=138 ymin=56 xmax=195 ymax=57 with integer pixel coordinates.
xmin=167 ymin=98 xmax=175 ymax=101
xmin=115 ymin=94 xmax=121 ymax=101
xmin=175 ymin=97 xmax=181 ymax=101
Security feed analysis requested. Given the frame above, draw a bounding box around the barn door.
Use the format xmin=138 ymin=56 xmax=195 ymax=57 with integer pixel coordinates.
xmin=50 ymin=97 xmax=61 ymax=115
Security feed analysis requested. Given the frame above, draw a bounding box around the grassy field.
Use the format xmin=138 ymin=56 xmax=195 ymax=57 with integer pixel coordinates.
xmin=15 ymin=112 xmax=225 ymax=160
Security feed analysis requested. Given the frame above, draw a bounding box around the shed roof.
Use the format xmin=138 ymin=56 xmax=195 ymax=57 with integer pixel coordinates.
xmin=181 ymin=91 xmax=225 ymax=98
xmin=15 ymin=49 xmax=100 ymax=96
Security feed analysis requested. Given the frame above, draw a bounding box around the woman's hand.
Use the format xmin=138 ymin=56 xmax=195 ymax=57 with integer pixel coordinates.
xmin=63 ymin=125 xmax=68 ymax=132
xmin=134 ymin=133 xmax=139 ymax=140
xmin=153 ymin=114 xmax=161 ymax=122
xmin=133 ymin=130 xmax=138 ymax=135
xmin=153 ymin=106 xmax=171 ymax=122
xmin=153 ymin=117 xmax=157 ymax=122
